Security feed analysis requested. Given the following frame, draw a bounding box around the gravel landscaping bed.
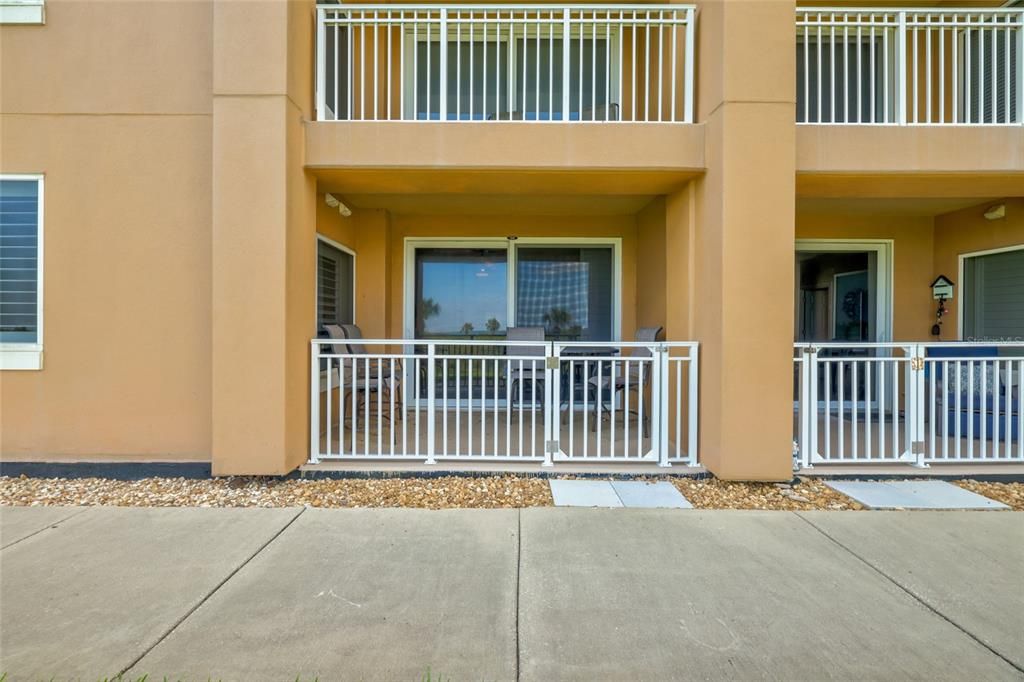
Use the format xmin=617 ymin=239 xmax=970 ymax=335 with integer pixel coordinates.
xmin=671 ymin=477 xmax=865 ymax=511
xmin=0 ymin=475 xmax=553 ymax=510
xmin=1 ymin=475 xmax=1019 ymax=510
xmin=953 ymin=480 xmax=1024 ymax=511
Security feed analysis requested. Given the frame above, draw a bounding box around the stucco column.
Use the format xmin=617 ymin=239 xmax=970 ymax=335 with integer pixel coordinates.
xmin=687 ymin=0 xmax=796 ymax=480
xmin=211 ymin=0 xmax=315 ymax=475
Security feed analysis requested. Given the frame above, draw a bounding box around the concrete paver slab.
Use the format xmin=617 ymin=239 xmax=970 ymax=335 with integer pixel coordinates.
xmin=800 ymin=511 xmax=1024 ymax=670
xmin=130 ymin=508 xmax=518 ymax=682
xmin=549 ymin=480 xmax=623 ymax=507
xmin=0 ymin=506 xmax=84 ymax=548
xmin=825 ymin=480 xmax=1009 ymax=510
xmin=610 ymin=480 xmax=693 ymax=508
xmin=518 ymin=508 xmax=1021 ymax=681
xmin=0 ymin=506 xmax=300 ymax=680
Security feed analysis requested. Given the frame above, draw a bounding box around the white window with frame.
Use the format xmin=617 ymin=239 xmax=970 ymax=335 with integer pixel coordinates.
xmin=960 ymin=246 xmax=1024 ymax=342
xmin=403 ymin=22 xmax=620 ymax=122
xmin=0 ymin=175 xmax=43 ymax=370
xmin=0 ymin=0 xmax=45 ymax=24
xmin=317 ymin=236 xmax=355 ymax=333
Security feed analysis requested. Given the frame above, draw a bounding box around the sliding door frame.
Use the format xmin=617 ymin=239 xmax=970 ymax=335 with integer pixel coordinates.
xmin=403 ymin=236 xmax=622 ymax=340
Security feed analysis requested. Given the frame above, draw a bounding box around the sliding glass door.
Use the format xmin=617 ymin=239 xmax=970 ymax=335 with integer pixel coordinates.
xmin=410 ymin=241 xmax=617 ymax=342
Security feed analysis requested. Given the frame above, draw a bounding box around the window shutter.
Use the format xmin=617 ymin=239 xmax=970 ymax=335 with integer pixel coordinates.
xmin=0 ymin=179 xmax=40 ymax=344
xmin=317 ymin=240 xmax=353 ymax=331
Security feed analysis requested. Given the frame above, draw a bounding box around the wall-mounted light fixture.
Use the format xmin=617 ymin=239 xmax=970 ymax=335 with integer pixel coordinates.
xmin=325 ymin=193 xmax=352 ymax=217
xmin=983 ymin=204 xmax=1006 ymax=221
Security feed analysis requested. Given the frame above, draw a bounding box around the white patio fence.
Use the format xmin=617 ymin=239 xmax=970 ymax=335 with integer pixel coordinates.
xmin=794 ymin=342 xmax=1024 ymax=467
xmin=796 ymin=8 xmax=1024 ymax=124
xmin=310 ymin=338 xmax=698 ymax=466
xmin=315 ymin=3 xmax=696 ymax=123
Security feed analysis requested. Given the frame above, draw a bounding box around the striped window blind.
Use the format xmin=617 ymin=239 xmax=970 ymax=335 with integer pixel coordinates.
xmin=0 ymin=178 xmax=41 ymax=344
xmin=963 ymin=248 xmax=1024 ymax=341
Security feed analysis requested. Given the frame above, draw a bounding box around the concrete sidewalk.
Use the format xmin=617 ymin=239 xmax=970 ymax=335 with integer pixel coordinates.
xmin=0 ymin=507 xmax=1021 ymax=681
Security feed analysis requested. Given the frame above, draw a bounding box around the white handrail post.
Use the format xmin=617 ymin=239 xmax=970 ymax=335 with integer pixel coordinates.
xmin=543 ymin=342 xmax=558 ymax=466
xmin=896 ymin=10 xmax=907 ymax=125
xmin=684 ymin=7 xmax=695 ymax=123
xmin=426 ymin=343 xmax=437 ymax=464
xmin=310 ymin=341 xmax=321 ymax=463
xmin=562 ymin=8 xmax=571 ymax=121
xmin=913 ymin=343 xmax=929 ymax=467
xmin=799 ymin=345 xmax=812 ymax=469
xmin=1017 ymin=11 xmax=1024 ymax=124
xmin=688 ymin=343 xmax=699 ymax=466
xmin=439 ymin=9 xmax=448 ymax=122
xmin=657 ymin=345 xmax=670 ymax=467
xmin=316 ymin=7 xmax=327 ymax=121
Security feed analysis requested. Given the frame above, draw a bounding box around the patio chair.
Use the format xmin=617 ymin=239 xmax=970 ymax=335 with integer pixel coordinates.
xmin=326 ymin=324 xmax=403 ymax=422
xmin=588 ymin=326 xmax=663 ymax=438
xmin=505 ymin=327 xmax=547 ymax=409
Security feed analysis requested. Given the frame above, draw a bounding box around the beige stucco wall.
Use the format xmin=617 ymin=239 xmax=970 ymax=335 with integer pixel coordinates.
xmin=0 ymin=1 xmax=213 ymax=460
xmin=933 ymin=198 xmax=1024 ymax=340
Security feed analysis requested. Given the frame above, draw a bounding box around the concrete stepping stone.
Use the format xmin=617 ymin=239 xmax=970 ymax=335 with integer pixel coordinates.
xmin=549 ymin=479 xmax=693 ymax=508
xmin=825 ymin=480 xmax=1009 ymax=510
xmin=549 ymin=480 xmax=623 ymax=507
xmin=610 ymin=481 xmax=693 ymax=509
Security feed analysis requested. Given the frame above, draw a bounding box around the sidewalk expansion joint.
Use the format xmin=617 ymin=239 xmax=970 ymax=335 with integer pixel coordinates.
xmin=0 ymin=507 xmax=91 ymax=551
xmin=117 ymin=506 xmax=307 ymax=678
xmin=515 ymin=508 xmax=522 ymax=682
xmin=794 ymin=512 xmax=1024 ymax=676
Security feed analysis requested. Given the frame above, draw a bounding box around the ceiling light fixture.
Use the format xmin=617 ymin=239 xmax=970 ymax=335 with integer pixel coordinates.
xmin=325 ymin=193 xmax=352 ymax=217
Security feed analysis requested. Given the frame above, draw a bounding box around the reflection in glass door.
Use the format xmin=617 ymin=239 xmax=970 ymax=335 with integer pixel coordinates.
xmin=414 ymin=248 xmax=508 ymax=339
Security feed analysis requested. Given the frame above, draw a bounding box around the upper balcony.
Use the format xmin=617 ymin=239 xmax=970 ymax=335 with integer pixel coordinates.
xmin=795 ymin=6 xmax=1024 ymax=195
xmin=308 ymin=3 xmax=703 ymax=192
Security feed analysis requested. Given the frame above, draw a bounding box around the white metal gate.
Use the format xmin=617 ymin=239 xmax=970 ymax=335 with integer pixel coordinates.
xmin=795 ymin=342 xmax=1024 ymax=467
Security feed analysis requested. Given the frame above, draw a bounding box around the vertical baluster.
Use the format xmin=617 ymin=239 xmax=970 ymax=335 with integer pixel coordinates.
xmin=824 ymin=359 xmax=832 ymax=458
xmin=373 ymin=14 xmax=379 ymax=121
xmin=568 ymin=359 xmax=576 ymax=457
xmin=582 ymin=360 xmax=590 ymax=457
xmin=856 ymin=15 xmax=862 ymax=123
xmin=376 ymin=357 xmax=383 ymax=455
xmin=596 ymin=359 xmax=603 ymax=457
xmin=670 ymin=9 xmax=677 ymax=122
xmin=852 ymin=361 xmax=859 ymax=457
xmin=968 ymin=359 xmax=975 ymax=457
xmin=891 ymin=358 xmax=899 ymax=459
xmin=644 ymin=10 xmax=651 ymax=121
xmin=506 ymin=358 xmax=512 ymax=456
xmin=816 ymin=13 xmax=822 ymax=123
xmin=838 ymin=360 xmax=846 ymax=458
xmin=675 ymin=359 xmax=682 ymax=460
xmin=386 ymin=12 xmax=392 ymax=120
xmin=326 ymin=354 xmax=333 ymax=457
xmin=414 ymin=356 xmax=421 ymax=455
xmin=493 ymin=358 xmax=499 ymax=456
xmin=610 ymin=358 xmax=617 ymax=456
xmin=389 ymin=357 xmax=396 ymax=455
xmin=607 ymin=10 xmax=612 ymax=122
xmin=865 ymin=356 xmax=873 ymax=459
xmin=638 ymin=361 xmax=645 ymax=457
xmin=830 ymin=13 xmax=836 ymax=123
xmin=624 ymin=358 xmax=631 ymax=458
xmin=631 ymin=10 xmax=636 ymax=121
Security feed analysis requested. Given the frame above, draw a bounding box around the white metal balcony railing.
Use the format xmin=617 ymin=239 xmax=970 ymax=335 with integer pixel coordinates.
xmin=797 ymin=8 xmax=1024 ymax=125
xmin=310 ymin=339 xmax=699 ymax=466
xmin=794 ymin=342 xmax=1024 ymax=467
xmin=315 ymin=4 xmax=696 ymax=123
